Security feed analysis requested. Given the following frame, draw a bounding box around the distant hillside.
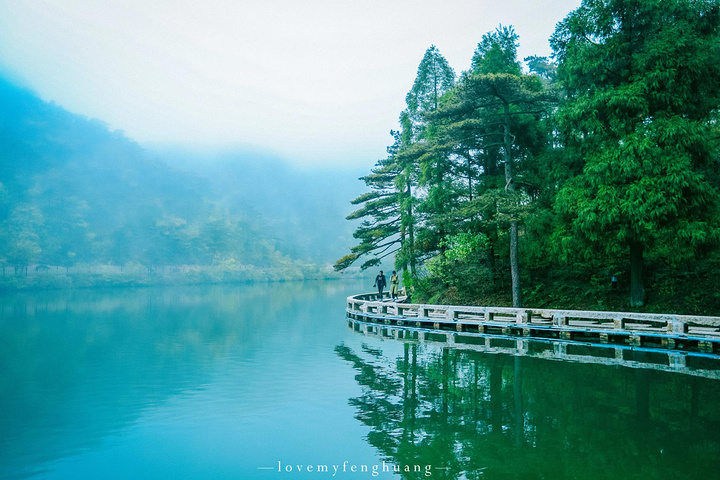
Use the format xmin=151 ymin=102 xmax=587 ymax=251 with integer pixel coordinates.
xmin=0 ymin=77 xmax=347 ymax=285
xmin=151 ymin=147 xmax=366 ymax=266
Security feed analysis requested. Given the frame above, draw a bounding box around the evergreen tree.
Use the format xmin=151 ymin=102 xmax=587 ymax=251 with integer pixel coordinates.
xmin=333 ymin=133 xmax=403 ymax=271
xmin=551 ymin=0 xmax=720 ymax=306
xmin=422 ymin=26 xmax=550 ymax=307
xmin=400 ymin=46 xmax=456 ymax=275
xmin=394 ymin=112 xmax=420 ymax=276
xmin=336 ymin=46 xmax=455 ymax=275
xmin=405 ymin=45 xmax=457 ymax=140
xmin=471 ymin=26 xmax=522 ymax=76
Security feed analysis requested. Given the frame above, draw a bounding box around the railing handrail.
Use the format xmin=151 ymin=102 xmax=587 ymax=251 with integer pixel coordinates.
xmin=346 ymin=293 xmax=720 ymax=330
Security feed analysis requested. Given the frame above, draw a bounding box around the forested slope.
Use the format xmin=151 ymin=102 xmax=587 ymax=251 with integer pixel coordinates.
xmin=0 ymin=77 xmax=327 ymax=287
xmin=153 ymin=148 xmax=364 ymax=266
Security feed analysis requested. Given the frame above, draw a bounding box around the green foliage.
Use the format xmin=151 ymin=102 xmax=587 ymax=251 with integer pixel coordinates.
xmin=441 ymin=233 xmax=490 ymax=262
xmin=524 ymin=55 xmax=557 ymax=81
xmin=336 ymin=46 xmax=456 ymax=274
xmin=334 ymin=156 xmax=402 ymax=272
xmin=406 ymin=45 xmax=456 ymax=140
xmin=0 ymin=77 xmax=331 ymax=288
xmin=550 ymin=0 xmax=720 ymax=306
xmin=341 ymin=0 xmax=720 ymax=313
xmin=471 ymin=25 xmax=522 ymax=75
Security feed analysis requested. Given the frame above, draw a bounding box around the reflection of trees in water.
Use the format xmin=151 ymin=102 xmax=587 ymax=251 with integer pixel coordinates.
xmin=336 ymin=341 xmax=720 ymax=479
xmin=0 ymin=279 xmax=346 ymax=317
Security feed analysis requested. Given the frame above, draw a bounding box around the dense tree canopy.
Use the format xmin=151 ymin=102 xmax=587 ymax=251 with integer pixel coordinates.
xmin=551 ymin=0 xmax=720 ymax=306
xmin=339 ymin=1 xmax=720 ymax=314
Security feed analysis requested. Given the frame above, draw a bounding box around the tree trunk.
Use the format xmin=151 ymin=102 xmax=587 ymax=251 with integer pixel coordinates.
xmin=629 ymin=240 xmax=645 ymax=307
xmin=467 ymin=152 xmax=473 ymax=202
xmin=406 ymin=182 xmax=416 ymax=276
xmin=503 ymin=102 xmax=522 ymax=308
xmin=509 ymin=221 xmax=521 ymax=307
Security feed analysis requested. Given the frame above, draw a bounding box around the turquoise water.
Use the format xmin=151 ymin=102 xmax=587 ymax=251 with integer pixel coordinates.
xmin=1 ymin=281 xmax=719 ymax=479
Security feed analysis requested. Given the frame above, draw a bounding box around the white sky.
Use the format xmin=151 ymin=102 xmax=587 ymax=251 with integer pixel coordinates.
xmin=0 ymin=0 xmax=581 ymax=168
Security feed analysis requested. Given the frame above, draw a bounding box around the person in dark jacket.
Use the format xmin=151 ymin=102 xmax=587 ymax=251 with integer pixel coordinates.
xmin=373 ymin=270 xmax=387 ymax=301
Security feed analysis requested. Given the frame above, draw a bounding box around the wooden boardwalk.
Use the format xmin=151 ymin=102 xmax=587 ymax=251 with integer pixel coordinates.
xmin=346 ymin=292 xmax=720 ymax=354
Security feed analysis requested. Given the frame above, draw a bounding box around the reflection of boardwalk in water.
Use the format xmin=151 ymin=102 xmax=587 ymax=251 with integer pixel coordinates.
xmin=347 ymin=292 xmax=720 ymax=356
xmin=337 ymin=323 xmax=720 ymax=480
xmin=347 ymin=317 xmax=720 ymax=381
xmin=343 ymin=298 xmax=720 ymax=479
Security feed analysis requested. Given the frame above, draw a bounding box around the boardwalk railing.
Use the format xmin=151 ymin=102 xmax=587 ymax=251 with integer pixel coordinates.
xmin=346 ymin=293 xmax=720 ymax=352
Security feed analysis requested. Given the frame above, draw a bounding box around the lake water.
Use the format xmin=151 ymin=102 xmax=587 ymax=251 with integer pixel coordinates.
xmin=1 ymin=280 xmax=719 ymax=479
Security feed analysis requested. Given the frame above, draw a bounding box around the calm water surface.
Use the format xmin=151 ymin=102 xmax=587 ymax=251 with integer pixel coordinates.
xmin=1 ymin=280 xmax=719 ymax=479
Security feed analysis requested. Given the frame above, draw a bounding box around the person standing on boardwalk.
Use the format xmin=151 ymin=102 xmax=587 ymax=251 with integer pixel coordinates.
xmin=373 ymin=270 xmax=387 ymax=301
xmin=389 ymin=270 xmax=400 ymax=301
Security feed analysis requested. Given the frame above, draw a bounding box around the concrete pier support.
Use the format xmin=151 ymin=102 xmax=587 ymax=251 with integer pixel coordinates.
xmin=669 ymin=353 xmax=686 ymax=369
xmin=699 ymin=341 xmax=713 ymax=353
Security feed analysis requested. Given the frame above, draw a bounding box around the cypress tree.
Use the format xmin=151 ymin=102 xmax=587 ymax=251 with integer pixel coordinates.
xmin=551 ymin=0 xmax=720 ymax=306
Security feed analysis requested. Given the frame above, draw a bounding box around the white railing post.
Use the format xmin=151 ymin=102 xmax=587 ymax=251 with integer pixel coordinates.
xmin=613 ymin=316 xmax=624 ymax=330
xmin=668 ymin=317 xmax=688 ymax=334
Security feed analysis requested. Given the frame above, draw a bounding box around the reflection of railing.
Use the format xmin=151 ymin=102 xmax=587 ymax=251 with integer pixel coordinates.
xmin=346 ymin=293 xmax=720 ymax=353
xmin=347 ymin=319 xmax=720 ymax=380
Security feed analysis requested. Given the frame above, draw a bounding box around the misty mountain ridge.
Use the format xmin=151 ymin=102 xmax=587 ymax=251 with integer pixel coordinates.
xmin=0 ymin=76 xmax=363 ymax=284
